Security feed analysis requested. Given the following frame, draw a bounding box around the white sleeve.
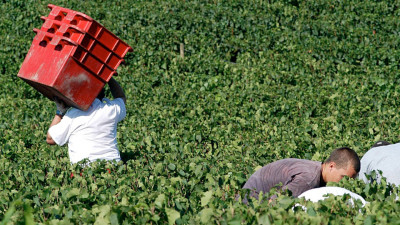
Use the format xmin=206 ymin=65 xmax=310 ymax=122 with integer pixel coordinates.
xmin=109 ymin=98 xmax=126 ymax=122
xmin=48 ymin=115 xmax=73 ymax=146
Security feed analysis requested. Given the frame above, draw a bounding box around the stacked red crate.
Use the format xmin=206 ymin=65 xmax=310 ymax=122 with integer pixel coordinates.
xmin=18 ymin=4 xmax=132 ymax=111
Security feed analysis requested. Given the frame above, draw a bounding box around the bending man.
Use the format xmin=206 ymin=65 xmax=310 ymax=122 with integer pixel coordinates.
xmin=241 ymin=147 xmax=360 ymax=202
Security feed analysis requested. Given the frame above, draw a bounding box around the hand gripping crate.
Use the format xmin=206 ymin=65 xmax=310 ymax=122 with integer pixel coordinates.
xmin=18 ymin=4 xmax=132 ymax=111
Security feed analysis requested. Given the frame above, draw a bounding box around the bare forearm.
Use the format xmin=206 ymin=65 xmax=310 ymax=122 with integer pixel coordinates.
xmin=46 ymin=115 xmax=62 ymax=145
xmin=50 ymin=115 xmax=62 ymax=127
xmin=108 ymin=77 xmax=126 ymax=103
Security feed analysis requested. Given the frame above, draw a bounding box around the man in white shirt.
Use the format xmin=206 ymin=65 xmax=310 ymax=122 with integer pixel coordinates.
xmin=46 ymin=77 xmax=126 ymax=164
xmin=359 ymin=140 xmax=400 ymax=186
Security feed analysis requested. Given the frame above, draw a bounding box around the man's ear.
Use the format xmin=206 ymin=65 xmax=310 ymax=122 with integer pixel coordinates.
xmin=328 ymin=161 xmax=336 ymax=170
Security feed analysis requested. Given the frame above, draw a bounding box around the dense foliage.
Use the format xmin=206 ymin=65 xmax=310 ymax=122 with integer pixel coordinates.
xmin=2 ymin=0 xmax=400 ymax=224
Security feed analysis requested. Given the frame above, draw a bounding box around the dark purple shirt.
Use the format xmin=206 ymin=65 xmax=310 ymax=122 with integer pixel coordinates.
xmin=243 ymin=158 xmax=322 ymax=199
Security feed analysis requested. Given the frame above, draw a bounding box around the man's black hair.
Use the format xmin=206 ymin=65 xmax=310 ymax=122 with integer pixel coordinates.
xmin=324 ymin=147 xmax=360 ymax=172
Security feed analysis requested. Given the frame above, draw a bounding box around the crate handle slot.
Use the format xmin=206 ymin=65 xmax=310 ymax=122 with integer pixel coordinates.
xmin=33 ymin=28 xmax=78 ymax=47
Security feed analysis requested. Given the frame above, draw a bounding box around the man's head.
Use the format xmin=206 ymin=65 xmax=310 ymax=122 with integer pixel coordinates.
xmin=321 ymin=147 xmax=360 ymax=183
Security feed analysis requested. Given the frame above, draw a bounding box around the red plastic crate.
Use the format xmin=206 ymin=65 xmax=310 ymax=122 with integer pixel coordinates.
xmin=44 ymin=4 xmax=131 ymax=58
xmin=18 ymin=30 xmax=115 ymax=110
xmin=39 ymin=18 xmax=124 ymax=70
xmin=17 ymin=4 xmax=132 ymax=111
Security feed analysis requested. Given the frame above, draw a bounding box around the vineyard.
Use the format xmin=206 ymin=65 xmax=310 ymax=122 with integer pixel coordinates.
xmin=2 ymin=0 xmax=400 ymax=224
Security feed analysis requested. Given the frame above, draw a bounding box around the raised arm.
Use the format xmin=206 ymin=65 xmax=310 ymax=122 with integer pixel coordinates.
xmin=108 ymin=77 xmax=126 ymax=104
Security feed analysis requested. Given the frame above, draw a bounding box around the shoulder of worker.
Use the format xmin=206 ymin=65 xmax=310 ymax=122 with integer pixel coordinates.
xmin=256 ymin=158 xmax=321 ymax=175
xmin=266 ymin=158 xmax=320 ymax=167
xmin=362 ymin=142 xmax=400 ymax=161
xmin=101 ymin=97 xmax=125 ymax=106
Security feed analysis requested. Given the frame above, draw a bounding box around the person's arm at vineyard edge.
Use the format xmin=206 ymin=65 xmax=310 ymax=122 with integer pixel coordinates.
xmin=108 ymin=77 xmax=126 ymax=104
xmin=46 ymin=98 xmax=69 ymax=145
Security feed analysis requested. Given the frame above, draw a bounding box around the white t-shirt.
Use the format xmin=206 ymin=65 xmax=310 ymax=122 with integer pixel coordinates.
xmin=359 ymin=143 xmax=400 ymax=186
xmin=298 ymin=187 xmax=367 ymax=206
xmin=49 ymin=98 xmax=126 ymax=164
